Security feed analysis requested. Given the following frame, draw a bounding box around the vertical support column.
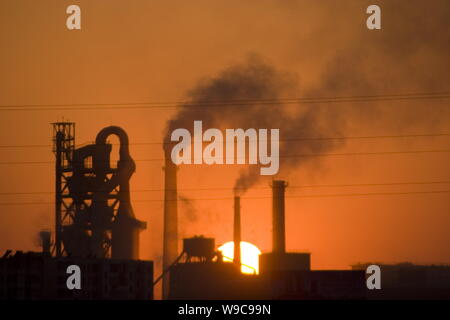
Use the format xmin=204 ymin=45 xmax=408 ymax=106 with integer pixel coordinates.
xmin=55 ymin=131 xmax=63 ymax=257
xmin=163 ymin=154 xmax=178 ymax=299
xmin=52 ymin=122 xmax=75 ymax=258
xmin=272 ymin=180 xmax=287 ymax=254
xmin=233 ymin=196 xmax=241 ymax=266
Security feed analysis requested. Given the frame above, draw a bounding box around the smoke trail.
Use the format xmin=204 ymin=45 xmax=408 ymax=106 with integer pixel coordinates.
xmin=164 ymin=51 xmax=450 ymax=195
xmin=164 ymin=0 xmax=450 ymax=195
xmin=163 ymin=55 xmax=344 ymax=195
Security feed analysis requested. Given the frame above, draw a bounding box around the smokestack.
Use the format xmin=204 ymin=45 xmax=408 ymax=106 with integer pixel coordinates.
xmin=39 ymin=230 xmax=51 ymax=255
xmin=233 ymin=196 xmax=241 ymax=266
xmin=271 ymin=180 xmax=287 ymax=254
xmin=163 ymin=153 xmax=178 ymax=299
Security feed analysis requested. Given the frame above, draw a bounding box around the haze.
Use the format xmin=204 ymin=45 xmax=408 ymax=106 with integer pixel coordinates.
xmin=0 ymin=0 xmax=449 ymax=295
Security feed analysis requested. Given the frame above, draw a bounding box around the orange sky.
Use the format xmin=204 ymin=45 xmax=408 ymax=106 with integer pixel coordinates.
xmin=0 ymin=0 xmax=449 ymax=290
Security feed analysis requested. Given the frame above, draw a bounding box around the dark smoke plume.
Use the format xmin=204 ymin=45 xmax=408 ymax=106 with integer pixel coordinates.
xmin=163 ymin=55 xmax=344 ymax=195
xmin=164 ymin=0 xmax=450 ymax=195
xmin=164 ymin=52 xmax=449 ymax=195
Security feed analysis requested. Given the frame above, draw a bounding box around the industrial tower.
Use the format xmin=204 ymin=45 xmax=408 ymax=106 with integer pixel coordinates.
xmin=52 ymin=123 xmax=146 ymax=259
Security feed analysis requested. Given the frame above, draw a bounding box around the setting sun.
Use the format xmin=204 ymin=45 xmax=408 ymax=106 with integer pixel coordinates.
xmin=218 ymin=241 xmax=262 ymax=274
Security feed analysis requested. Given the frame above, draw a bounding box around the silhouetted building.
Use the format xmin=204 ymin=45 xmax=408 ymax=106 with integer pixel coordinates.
xmin=260 ymin=252 xmax=311 ymax=273
xmin=165 ymin=236 xmax=365 ymax=299
xmin=0 ymin=250 xmax=153 ymax=300
xmin=52 ymin=123 xmax=146 ymax=260
xmin=168 ymin=253 xmax=366 ymax=300
xmin=165 ymin=179 xmax=368 ymax=300
xmin=261 ymin=270 xmax=366 ymax=299
xmin=352 ymin=262 xmax=450 ymax=299
xmin=169 ymin=261 xmax=265 ymax=299
xmin=259 ymin=252 xmax=365 ymax=299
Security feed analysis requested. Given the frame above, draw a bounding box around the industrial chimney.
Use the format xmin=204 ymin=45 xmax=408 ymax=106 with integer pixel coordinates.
xmin=233 ymin=196 xmax=241 ymax=266
xmin=271 ymin=180 xmax=287 ymax=253
xmin=259 ymin=180 xmax=311 ymax=275
xmin=163 ymin=152 xmax=178 ymax=299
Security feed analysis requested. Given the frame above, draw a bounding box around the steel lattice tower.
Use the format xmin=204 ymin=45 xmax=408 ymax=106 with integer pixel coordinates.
xmin=52 ymin=122 xmax=75 ymax=257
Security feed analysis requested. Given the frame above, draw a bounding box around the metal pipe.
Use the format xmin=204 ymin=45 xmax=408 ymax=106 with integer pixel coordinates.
xmin=233 ymin=196 xmax=241 ymax=266
xmin=163 ymin=153 xmax=178 ymax=299
xmin=55 ymin=131 xmax=63 ymax=257
xmin=271 ymin=180 xmax=287 ymax=253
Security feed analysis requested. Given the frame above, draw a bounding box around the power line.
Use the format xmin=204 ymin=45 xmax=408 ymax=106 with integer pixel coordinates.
xmin=1 ymin=148 xmax=449 ymax=165
xmin=1 ymin=180 xmax=449 ymax=196
xmin=0 ymin=190 xmax=448 ymax=206
xmin=1 ymin=132 xmax=449 ymax=149
xmin=1 ymin=92 xmax=449 ymax=112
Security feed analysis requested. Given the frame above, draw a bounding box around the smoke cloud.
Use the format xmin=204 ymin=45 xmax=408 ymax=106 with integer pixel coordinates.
xmin=164 ymin=55 xmax=344 ymax=195
xmin=163 ymin=1 xmax=450 ymax=196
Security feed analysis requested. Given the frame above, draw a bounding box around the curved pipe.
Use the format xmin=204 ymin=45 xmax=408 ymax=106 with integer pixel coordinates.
xmin=95 ymin=126 xmax=131 ymax=160
xmin=95 ymin=126 xmax=136 ymax=218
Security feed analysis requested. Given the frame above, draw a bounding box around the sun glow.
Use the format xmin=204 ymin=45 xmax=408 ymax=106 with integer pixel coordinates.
xmin=218 ymin=241 xmax=261 ymax=274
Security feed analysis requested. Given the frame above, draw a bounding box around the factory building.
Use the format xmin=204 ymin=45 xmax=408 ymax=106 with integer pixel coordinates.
xmin=51 ymin=123 xmax=146 ymax=260
xmin=7 ymin=122 xmax=448 ymax=300
xmin=166 ymin=237 xmax=265 ymax=299
xmin=0 ymin=250 xmax=153 ymax=300
xmin=164 ymin=180 xmax=366 ymax=300
xmin=0 ymin=124 xmax=153 ymax=300
xmin=352 ymin=263 xmax=450 ymax=299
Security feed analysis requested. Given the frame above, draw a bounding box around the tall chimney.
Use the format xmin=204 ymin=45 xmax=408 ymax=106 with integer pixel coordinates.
xmin=233 ymin=196 xmax=241 ymax=266
xmin=271 ymin=180 xmax=287 ymax=253
xmin=163 ymin=152 xmax=178 ymax=299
